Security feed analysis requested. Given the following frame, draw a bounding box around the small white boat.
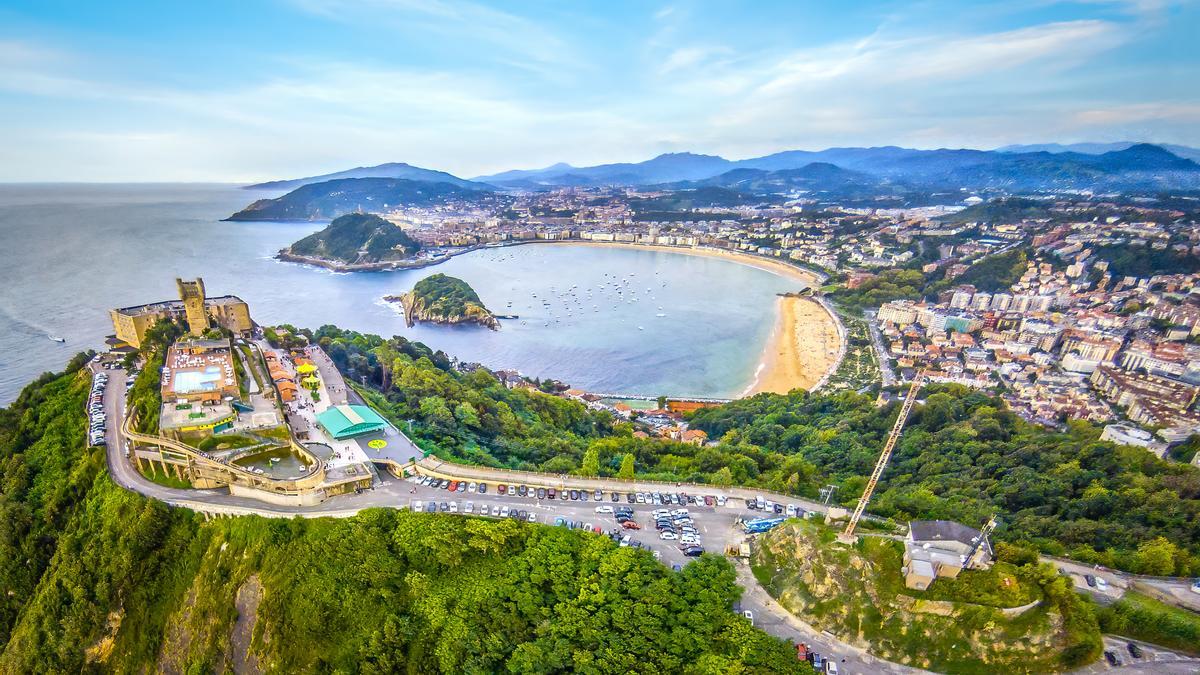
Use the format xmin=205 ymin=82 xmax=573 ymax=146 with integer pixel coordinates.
xmin=48 ymin=335 xmax=66 ymax=343
xmin=638 ymin=326 xmax=645 ymax=330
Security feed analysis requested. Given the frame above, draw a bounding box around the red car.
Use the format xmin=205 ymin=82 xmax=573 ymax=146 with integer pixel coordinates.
xmin=622 ymin=521 xmax=641 ymax=530
xmin=448 ymin=481 xmax=459 ymax=491
xmin=497 ymin=484 xmax=507 ymax=495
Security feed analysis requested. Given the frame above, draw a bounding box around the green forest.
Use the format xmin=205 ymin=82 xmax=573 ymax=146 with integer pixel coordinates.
xmin=0 ymin=358 xmax=807 ymax=673
xmin=301 ymin=325 xmax=1200 ymax=576
xmin=402 ymin=274 xmax=495 ymax=324
xmin=289 ymin=212 xmax=422 ymax=263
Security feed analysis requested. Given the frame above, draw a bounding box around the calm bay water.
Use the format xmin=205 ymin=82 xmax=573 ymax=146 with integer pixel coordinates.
xmin=0 ymin=184 xmax=799 ymax=405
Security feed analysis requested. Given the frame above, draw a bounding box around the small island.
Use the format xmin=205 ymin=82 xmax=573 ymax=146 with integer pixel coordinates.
xmin=277 ymin=212 xmax=422 ymax=271
xmin=386 ymin=274 xmax=500 ymax=329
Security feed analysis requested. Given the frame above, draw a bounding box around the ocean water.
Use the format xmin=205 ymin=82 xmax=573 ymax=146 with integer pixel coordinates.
xmin=0 ymin=184 xmax=801 ymax=405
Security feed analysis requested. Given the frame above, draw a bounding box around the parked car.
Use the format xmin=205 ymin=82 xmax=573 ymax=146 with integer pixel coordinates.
xmin=537 ymin=487 xmax=546 ymax=499
xmin=660 ymin=531 xmax=679 ymax=540
xmin=1126 ymin=642 xmax=1143 ymax=658
xmin=425 ymin=502 xmax=437 ymax=513
xmin=449 ymin=502 xmax=458 ymax=513
xmin=527 ymin=512 xmax=536 ymax=523
xmin=593 ymin=489 xmax=603 ymax=500
xmin=478 ymin=483 xmax=487 ymax=494
xmin=1096 ymin=578 xmax=1109 ymax=592
xmin=825 ymin=661 xmax=839 ymax=675
xmin=742 ymin=610 xmax=753 ymax=625
xmin=438 ymin=502 xmax=449 ymax=512
xmin=621 ymin=521 xmax=641 ymax=530
xmin=1104 ymin=651 xmax=1120 ymax=666
xmin=626 ymin=493 xmax=636 ymax=503
xmin=1084 ymin=574 xmax=1097 ymax=588
xmin=595 ymin=505 xmax=614 ymax=514
xmin=548 ymin=488 xmax=557 ymax=499
xmin=497 ymin=484 xmax=507 ymax=495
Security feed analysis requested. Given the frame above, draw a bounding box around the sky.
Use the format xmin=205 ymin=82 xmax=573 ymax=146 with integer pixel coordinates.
xmin=0 ymin=0 xmax=1197 ymax=182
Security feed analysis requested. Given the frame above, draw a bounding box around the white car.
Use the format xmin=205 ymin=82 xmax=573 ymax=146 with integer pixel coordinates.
xmin=1096 ymin=578 xmax=1109 ymax=592
xmin=786 ymin=504 xmax=797 ymax=517
xmin=742 ymin=610 xmax=753 ymax=625
xmin=468 ymin=482 xmax=478 ymax=493
xmin=526 ymin=512 xmax=536 ymax=523
xmin=464 ymin=501 xmax=474 ymax=513
xmin=500 ymin=505 xmax=511 ymax=517
xmin=594 ymin=505 xmax=614 ymax=514
xmin=671 ymin=509 xmax=689 ymax=517
xmin=636 ymin=493 xmax=646 ymax=504
xmin=1191 ymin=579 xmax=1200 ymax=594
xmin=449 ymin=502 xmax=459 ymax=513
xmin=660 ymin=531 xmax=679 ymax=540
xmin=681 ymin=535 xmax=700 ymax=545
xmin=412 ymin=500 xmax=423 ymax=511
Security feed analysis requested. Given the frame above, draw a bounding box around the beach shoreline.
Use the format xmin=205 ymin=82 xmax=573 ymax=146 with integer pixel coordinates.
xmin=527 ymin=241 xmax=843 ymax=396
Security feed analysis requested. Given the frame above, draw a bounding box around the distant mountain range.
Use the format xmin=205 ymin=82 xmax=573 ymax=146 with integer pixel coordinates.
xmin=230 ymin=142 xmax=1200 ymax=220
xmin=997 ymin=142 xmax=1200 ymax=163
xmin=244 ymin=162 xmax=491 ymax=191
xmin=471 ymin=144 xmax=1200 ymax=193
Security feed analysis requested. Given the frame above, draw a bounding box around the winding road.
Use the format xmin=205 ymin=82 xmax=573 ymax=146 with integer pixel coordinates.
xmin=93 ymin=361 xmax=1199 ymax=674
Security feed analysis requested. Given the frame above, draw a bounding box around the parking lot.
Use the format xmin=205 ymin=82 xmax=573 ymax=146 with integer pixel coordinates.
xmin=399 ymin=474 xmax=809 ymax=572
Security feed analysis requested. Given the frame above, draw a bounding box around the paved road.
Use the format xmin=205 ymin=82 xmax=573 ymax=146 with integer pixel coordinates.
xmin=863 ymin=309 xmax=897 ymax=387
xmin=93 ymin=362 xmax=1199 ymax=673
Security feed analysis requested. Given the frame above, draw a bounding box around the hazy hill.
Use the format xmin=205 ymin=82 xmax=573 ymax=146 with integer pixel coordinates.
xmin=244 ymin=162 xmax=490 ymax=191
xmin=477 ymin=152 xmax=733 ymax=187
xmin=226 ymin=177 xmax=491 ymax=221
xmin=998 ymin=142 xmax=1200 ymax=163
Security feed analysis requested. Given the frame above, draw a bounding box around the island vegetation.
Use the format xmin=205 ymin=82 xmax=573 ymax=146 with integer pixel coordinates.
xmin=387 ymin=273 xmax=499 ymax=329
xmin=0 ymin=358 xmax=807 ymax=673
xmin=282 ymin=212 xmax=421 ymax=268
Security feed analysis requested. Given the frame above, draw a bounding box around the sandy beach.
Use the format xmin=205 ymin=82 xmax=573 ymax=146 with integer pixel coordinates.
xmin=745 ymin=295 xmax=844 ymax=395
xmin=528 ymin=241 xmax=845 ymax=396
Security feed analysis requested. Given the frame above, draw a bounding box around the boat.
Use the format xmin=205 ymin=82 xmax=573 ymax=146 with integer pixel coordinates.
xmin=48 ymin=335 xmax=66 ymax=343
xmin=656 ymin=313 xmax=666 ymax=317
xmin=637 ymin=326 xmax=645 ymax=330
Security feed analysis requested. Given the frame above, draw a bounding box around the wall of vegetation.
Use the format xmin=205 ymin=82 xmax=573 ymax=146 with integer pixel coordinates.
xmin=0 ymin=357 xmax=808 ymax=673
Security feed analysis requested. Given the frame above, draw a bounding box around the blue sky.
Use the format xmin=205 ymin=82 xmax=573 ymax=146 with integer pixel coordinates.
xmin=0 ymin=0 xmax=1197 ymax=181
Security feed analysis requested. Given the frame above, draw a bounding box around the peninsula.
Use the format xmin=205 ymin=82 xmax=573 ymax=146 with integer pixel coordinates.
xmin=277 ymin=212 xmax=421 ymax=270
xmin=387 ymin=273 xmax=499 ymax=329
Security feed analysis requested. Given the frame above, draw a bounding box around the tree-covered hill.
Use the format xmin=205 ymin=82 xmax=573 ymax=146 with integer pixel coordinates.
xmin=286 ymin=212 xmax=421 ymax=264
xmin=393 ymin=273 xmax=498 ymax=329
xmin=0 ymin=358 xmax=807 ymax=672
xmin=689 ymin=387 xmax=1200 ymax=576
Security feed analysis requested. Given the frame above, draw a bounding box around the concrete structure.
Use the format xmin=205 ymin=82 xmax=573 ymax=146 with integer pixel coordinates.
xmin=109 ymin=280 xmax=252 ymax=349
xmin=902 ymin=520 xmax=993 ymax=591
xmin=1101 ymin=424 xmax=1168 ymax=458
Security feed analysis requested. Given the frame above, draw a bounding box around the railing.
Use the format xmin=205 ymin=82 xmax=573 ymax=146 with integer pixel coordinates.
xmin=122 ymin=413 xmax=327 ymax=494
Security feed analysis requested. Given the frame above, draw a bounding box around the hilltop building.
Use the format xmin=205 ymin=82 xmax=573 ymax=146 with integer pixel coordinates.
xmin=902 ymin=520 xmax=993 ymax=590
xmin=316 ymin=404 xmax=388 ymax=440
xmin=109 ymin=277 xmax=252 ymax=348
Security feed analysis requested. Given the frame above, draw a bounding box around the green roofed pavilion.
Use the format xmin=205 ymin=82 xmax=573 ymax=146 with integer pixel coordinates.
xmin=316 ymin=404 xmax=387 ymax=439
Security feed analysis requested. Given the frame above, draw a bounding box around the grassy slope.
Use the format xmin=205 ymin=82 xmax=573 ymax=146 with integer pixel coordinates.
xmin=1098 ymin=591 xmax=1200 ymax=655
xmin=752 ymin=520 xmax=1100 ymax=673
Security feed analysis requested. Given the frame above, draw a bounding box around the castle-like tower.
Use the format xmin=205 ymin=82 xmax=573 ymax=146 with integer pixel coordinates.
xmin=175 ymin=277 xmax=210 ymax=335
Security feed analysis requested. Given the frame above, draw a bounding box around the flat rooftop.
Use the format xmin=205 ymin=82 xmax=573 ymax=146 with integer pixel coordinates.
xmin=113 ymin=294 xmax=247 ymax=316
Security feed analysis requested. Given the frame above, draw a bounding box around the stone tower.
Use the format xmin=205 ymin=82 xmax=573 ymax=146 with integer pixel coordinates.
xmin=176 ymin=277 xmax=209 ymax=335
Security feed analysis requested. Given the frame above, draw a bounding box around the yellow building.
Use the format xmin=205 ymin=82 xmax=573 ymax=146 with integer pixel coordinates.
xmin=176 ymin=277 xmax=210 ymax=335
xmin=109 ymin=278 xmax=252 ymax=349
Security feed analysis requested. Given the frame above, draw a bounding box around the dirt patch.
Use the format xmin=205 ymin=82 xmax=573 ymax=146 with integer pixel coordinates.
xmin=84 ymin=610 xmax=123 ymax=665
xmin=227 ymin=574 xmax=264 ymax=674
